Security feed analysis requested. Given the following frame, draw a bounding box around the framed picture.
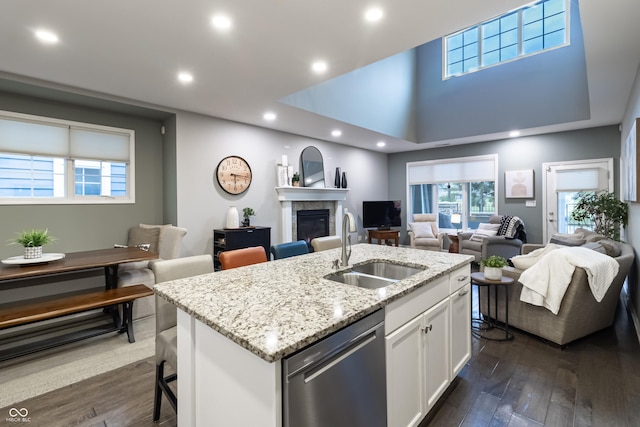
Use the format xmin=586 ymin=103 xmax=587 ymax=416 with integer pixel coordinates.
xmin=505 ymin=169 xmax=534 ymax=198
xmin=623 ymin=118 xmax=639 ymax=202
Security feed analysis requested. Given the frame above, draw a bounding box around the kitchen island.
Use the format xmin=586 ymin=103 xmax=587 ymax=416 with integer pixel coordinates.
xmin=155 ymin=244 xmax=473 ymax=427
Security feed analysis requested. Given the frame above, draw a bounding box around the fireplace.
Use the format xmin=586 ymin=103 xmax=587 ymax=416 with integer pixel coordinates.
xmin=297 ymin=209 xmax=330 ymax=250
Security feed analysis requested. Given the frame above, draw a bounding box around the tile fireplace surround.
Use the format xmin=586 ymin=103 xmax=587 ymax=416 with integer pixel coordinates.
xmin=275 ymin=187 xmax=349 ymax=243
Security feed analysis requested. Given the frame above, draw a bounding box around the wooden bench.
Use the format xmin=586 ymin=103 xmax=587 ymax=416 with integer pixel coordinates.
xmin=0 ymin=284 xmax=153 ymax=362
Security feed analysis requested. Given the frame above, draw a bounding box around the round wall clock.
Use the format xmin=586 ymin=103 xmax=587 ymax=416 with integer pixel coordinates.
xmin=215 ymin=155 xmax=252 ymax=195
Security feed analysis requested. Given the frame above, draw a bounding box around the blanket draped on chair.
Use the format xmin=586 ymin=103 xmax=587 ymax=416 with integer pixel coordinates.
xmin=519 ymin=246 xmax=619 ymax=314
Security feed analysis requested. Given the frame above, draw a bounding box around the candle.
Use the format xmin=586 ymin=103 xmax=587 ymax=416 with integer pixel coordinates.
xmin=281 ymin=155 xmax=288 ymax=166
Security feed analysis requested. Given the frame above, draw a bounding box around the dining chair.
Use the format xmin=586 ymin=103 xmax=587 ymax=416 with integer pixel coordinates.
xmin=270 ymin=240 xmax=309 ymax=260
xmin=311 ymin=235 xmax=342 ymax=252
xmin=152 ymin=254 xmax=214 ymax=422
xmin=219 ymin=246 xmax=268 ymax=270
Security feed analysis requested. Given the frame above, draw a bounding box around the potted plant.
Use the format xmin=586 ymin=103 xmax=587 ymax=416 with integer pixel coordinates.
xmin=242 ymin=207 xmax=255 ymax=227
xmin=480 ymin=255 xmax=508 ymax=280
xmin=13 ymin=228 xmax=55 ymax=259
xmin=570 ymin=191 xmax=628 ymax=241
xmin=291 ymin=172 xmax=300 ymax=187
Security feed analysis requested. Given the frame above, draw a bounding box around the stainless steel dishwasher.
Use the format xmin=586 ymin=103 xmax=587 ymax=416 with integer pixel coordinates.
xmin=283 ymin=309 xmax=386 ymax=427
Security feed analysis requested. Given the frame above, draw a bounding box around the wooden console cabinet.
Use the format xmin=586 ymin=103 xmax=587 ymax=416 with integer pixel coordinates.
xmin=213 ymin=227 xmax=271 ymax=270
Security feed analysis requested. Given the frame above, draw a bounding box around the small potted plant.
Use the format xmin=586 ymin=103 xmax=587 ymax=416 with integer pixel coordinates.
xmin=480 ymin=255 xmax=508 ymax=280
xmin=14 ymin=229 xmax=55 ymax=259
xmin=242 ymin=207 xmax=255 ymax=227
xmin=291 ymin=172 xmax=300 ymax=187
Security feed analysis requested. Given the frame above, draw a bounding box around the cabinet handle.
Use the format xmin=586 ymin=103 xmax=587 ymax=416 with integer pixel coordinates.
xmin=458 ymin=288 xmax=469 ymax=296
xmin=457 ymin=275 xmax=468 ymax=281
xmin=422 ymin=324 xmax=433 ymax=334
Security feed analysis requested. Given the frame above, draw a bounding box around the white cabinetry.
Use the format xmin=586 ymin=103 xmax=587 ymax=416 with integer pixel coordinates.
xmin=385 ymin=264 xmax=471 ymax=427
xmin=449 ymin=267 xmax=471 ymax=378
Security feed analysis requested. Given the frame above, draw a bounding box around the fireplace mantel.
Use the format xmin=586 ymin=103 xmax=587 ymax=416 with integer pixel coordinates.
xmin=275 ymin=187 xmax=349 ymax=202
xmin=275 ymin=187 xmax=349 ymax=243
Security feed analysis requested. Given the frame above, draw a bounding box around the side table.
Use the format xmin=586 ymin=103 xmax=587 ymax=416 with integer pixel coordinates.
xmin=470 ymin=272 xmax=514 ymax=341
xmin=368 ymin=229 xmax=399 ymax=247
xmin=448 ymin=233 xmax=459 ymax=253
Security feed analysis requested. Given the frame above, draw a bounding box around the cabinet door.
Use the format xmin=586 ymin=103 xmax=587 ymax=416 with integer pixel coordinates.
xmin=386 ymin=315 xmax=425 ymax=427
xmin=423 ymin=298 xmax=450 ymax=411
xmin=450 ymin=283 xmax=471 ymax=379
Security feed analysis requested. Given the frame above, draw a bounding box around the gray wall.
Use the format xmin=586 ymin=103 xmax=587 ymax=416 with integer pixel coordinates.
xmin=621 ymin=61 xmax=640 ymax=328
xmin=174 ymin=111 xmax=389 ymax=257
xmin=0 ymin=91 xmax=168 ymax=259
xmin=388 ymin=125 xmax=621 ymax=245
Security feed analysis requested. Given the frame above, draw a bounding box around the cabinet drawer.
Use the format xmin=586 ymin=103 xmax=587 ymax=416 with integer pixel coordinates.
xmin=449 ymin=265 xmax=470 ymax=294
xmin=385 ymin=275 xmax=449 ymax=335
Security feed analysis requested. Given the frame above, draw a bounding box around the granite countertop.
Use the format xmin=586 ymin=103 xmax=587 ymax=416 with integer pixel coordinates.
xmin=154 ymin=244 xmax=473 ymax=362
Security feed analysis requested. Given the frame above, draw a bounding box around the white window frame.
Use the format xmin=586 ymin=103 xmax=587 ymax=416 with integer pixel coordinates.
xmin=443 ymin=0 xmax=570 ymax=79
xmin=0 ymin=110 xmax=135 ymax=205
xmin=406 ymin=154 xmax=499 ymax=231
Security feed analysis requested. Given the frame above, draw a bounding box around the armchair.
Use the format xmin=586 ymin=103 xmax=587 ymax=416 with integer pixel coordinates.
xmin=458 ymin=214 xmax=526 ymax=262
xmin=117 ymin=224 xmax=187 ymax=320
xmin=408 ymin=213 xmax=445 ymax=252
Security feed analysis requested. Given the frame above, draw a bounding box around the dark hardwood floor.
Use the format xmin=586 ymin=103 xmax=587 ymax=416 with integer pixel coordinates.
xmin=2 ymin=297 xmax=639 ymax=427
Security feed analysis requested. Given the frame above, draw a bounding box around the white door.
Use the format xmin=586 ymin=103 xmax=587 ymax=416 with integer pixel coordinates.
xmin=542 ymin=159 xmax=613 ymax=241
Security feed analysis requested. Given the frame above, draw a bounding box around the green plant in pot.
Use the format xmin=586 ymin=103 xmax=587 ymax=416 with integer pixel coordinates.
xmin=480 ymin=255 xmax=508 ymax=280
xmin=570 ymin=191 xmax=628 ymax=241
xmin=291 ymin=172 xmax=300 ymax=187
xmin=13 ymin=229 xmax=55 ymax=259
xmin=242 ymin=207 xmax=255 ymax=227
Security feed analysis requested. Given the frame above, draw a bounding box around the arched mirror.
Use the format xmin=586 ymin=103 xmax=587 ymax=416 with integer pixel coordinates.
xmin=300 ymin=146 xmax=325 ymax=188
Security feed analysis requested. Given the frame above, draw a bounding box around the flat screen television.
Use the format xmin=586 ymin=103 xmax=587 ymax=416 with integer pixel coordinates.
xmin=362 ymin=201 xmax=401 ymax=230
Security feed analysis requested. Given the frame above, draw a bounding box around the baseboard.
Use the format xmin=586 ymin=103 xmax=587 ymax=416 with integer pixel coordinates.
xmin=623 ymin=289 xmax=640 ymax=345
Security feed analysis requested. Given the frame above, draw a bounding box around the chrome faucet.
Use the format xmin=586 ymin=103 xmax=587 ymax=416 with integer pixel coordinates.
xmin=341 ymin=212 xmax=356 ymax=267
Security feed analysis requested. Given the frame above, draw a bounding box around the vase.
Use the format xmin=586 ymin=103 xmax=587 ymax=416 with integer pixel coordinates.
xmin=484 ymin=267 xmax=502 ymax=280
xmin=24 ymin=246 xmax=43 ymax=259
xmin=341 ymin=171 xmax=347 ymax=188
xmin=334 ymin=167 xmax=341 ymax=188
xmin=226 ymin=206 xmax=239 ymax=229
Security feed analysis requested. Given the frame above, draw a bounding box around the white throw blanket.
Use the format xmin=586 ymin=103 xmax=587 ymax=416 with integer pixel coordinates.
xmin=519 ymin=246 xmax=619 ymax=314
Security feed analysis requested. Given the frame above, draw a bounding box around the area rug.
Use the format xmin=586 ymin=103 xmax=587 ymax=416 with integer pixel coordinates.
xmin=0 ymin=316 xmax=155 ymax=408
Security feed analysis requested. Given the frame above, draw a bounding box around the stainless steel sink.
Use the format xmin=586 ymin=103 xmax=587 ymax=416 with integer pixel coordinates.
xmin=351 ymin=261 xmax=425 ymax=281
xmin=325 ymin=260 xmax=426 ymax=289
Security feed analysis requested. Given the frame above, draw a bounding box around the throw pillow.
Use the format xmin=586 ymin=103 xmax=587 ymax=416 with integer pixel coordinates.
xmin=409 ymin=222 xmax=435 ymax=238
xmin=599 ymin=239 xmax=621 ymax=257
xmin=469 ymin=223 xmax=500 ymax=242
xmin=581 ymin=241 xmax=607 ymax=255
xmin=128 ymin=226 xmax=160 ymax=254
xmin=549 ymin=233 xmax=585 ymax=246
xmin=575 ymin=227 xmax=605 ymax=243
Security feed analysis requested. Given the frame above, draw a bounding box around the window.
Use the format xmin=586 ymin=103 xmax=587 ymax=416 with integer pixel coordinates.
xmin=0 ymin=111 xmax=135 ymax=204
xmin=444 ymin=0 xmax=568 ymax=78
xmin=407 ymin=155 xmax=498 ymax=230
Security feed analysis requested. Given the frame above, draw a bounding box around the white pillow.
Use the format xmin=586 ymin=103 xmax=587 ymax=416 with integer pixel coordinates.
xmin=409 ymin=222 xmax=435 ymax=238
xmin=469 ymin=223 xmax=500 ymax=242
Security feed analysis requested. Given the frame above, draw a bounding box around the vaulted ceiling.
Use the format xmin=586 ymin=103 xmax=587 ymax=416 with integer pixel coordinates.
xmin=1 ymin=0 xmax=639 ymax=152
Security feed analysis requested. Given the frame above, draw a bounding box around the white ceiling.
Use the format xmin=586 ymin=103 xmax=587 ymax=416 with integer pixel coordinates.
xmin=1 ymin=0 xmax=639 ymax=153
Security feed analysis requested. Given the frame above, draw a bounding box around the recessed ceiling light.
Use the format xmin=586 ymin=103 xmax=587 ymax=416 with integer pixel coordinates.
xmin=376 ymin=141 xmax=386 ymax=147
xmin=331 ymin=130 xmax=342 ymax=137
xmin=509 ymin=130 xmax=521 ymax=137
xmin=211 ymin=15 xmax=232 ymax=30
xmin=35 ymin=29 xmax=59 ymax=44
xmin=263 ymin=112 xmax=276 ymax=121
xmin=365 ymin=8 xmax=384 ymax=22
xmin=178 ymin=72 xmax=194 ymax=84
xmin=312 ymin=61 xmax=328 ymax=74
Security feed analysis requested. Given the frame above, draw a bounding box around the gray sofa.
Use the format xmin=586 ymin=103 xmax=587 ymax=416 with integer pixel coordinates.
xmin=480 ymin=230 xmax=634 ymax=346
